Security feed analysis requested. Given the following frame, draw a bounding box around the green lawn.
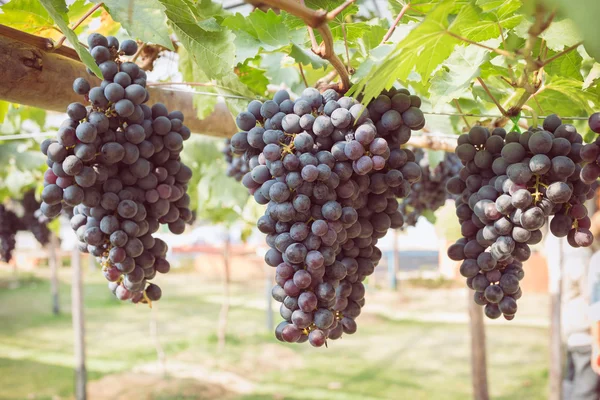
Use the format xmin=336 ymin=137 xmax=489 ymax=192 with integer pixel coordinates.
xmin=0 ymin=269 xmax=549 ymax=400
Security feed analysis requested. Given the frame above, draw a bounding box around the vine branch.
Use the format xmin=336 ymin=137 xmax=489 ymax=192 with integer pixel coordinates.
xmin=381 ymin=3 xmax=410 ymax=44
xmin=56 ymin=2 xmax=104 ymax=48
xmin=540 ymin=41 xmax=583 ymax=67
xmin=445 ymin=30 xmax=515 ymax=59
xmin=476 ymin=77 xmax=507 ymax=116
xmin=453 ymin=99 xmax=471 ymax=130
xmin=256 ymin=0 xmax=352 ymax=91
xmin=298 ymin=63 xmax=309 ymax=87
xmin=327 ymin=0 xmax=356 ymax=20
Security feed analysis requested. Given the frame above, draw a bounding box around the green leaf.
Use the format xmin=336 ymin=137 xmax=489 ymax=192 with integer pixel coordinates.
xmin=191 ymin=0 xmax=228 ymax=19
xmin=426 ymin=150 xmax=446 ymax=169
xmin=348 ymin=1 xmax=460 ymax=104
xmin=39 ymin=0 xmax=103 ymax=78
xmin=18 ymin=106 xmax=47 ymax=128
xmin=527 ymin=78 xmax=594 ymax=117
xmin=223 ymin=9 xmax=305 ymax=64
xmin=429 ymin=45 xmax=489 ymax=106
xmin=0 ymin=102 xmax=8 ymax=125
xmin=544 ymin=49 xmax=583 ymax=80
xmin=236 ymin=64 xmax=269 ymax=96
xmin=540 ymin=0 xmax=600 ymax=61
xmin=261 ymin=52 xmax=301 ymax=91
xmin=94 ymin=0 xmax=173 ymax=50
xmin=285 ymin=0 xmax=358 ymax=30
xmin=178 ymin=46 xmax=218 ymax=119
xmin=421 ymin=209 xmax=437 ymax=224
xmin=0 ymin=0 xmax=55 ymax=34
xmin=159 ymin=0 xmax=236 ymax=79
xmin=289 ymin=44 xmax=327 ymax=69
xmin=539 ymin=18 xmax=582 ymax=52
xmin=356 ymin=23 xmax=388 ymax=57
xmin=217 ymin=72 xmax=257 ymax=118
xmin=452 ymin=1 xmax=523 ymax=42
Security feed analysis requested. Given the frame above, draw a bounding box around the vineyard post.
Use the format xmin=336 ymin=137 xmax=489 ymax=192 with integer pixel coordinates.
xmin=389 ymin=230 xmax=399 ymax=290
xmin=468 ymin=289 xmax=489 ymax=400
xmin=265 ymin=264 xmax=274 ymax=331
xmin=217 ymin=233 xmax=231 ymax=351
xmin=48 ymin=234 xmax=60 ymax=315
xmin=71 ymin=247 xmax=87 ymax=400
xmin=549 ymin=240 xmax=563 ymax=400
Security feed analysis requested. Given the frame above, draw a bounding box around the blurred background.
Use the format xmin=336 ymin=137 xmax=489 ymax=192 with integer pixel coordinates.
xmin=0 ymin=192 xmax=571 ymax=400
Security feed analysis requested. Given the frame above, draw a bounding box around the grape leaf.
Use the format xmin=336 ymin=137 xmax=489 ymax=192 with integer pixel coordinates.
xmin=0 ymin=102 xmax=8 ymax=125
xmin=421 ymin=209 xmax=438 ymax=224
xmin=0 ymin=0 xmax=55 ymax=34
xmin=159 ymin=0 xmax=235 ymax=80
xmin=261 ymin=53 xmax=301 ymax=90
xmin=527 ymin=78 xmax=594 ymax=117
xmin=388 ymin=0 xmax=468 ymax=18
xmin=217 ymin=72 xmax=257 ymax=118
xmin=38 ymin=0 xmax=103 ymax=79
xmin=544 ymin=49 xmax=583 ymax=80
xmin=236 ymin=64 xmax=269 ymax=95
xmin=19 ymin=106 xmax=47 ymax=128
xmin=348 ymin=1 xmax=460 ymax=104
xmin=223 ymin=9 xmax=306 ymax=64
xmin=539 ymin=18 xmax=582 ymax=52
xmin=584 ymin=63 xmax=600 ymax=90
xmin=289 ymin=44 xmax=327 ymax=69
xmin=356 ymin=23 xmax=388 ymax=57
xmin=178 ymin=46 xmax=218 ymax=119
xmin=97 ymin=0 xmax=173 ymax=49
xmin=540 ymin=0 xmax=600 ymax=61
xmin=284 ymin=0 xmax=359 ymax=30
xmin=426 ymin=150 xmax=446 ymax=169
xmin=451 ymin=1 xmax=523 ymax=42
xmin=330 ymin=22 xmax=373 ymax=47
xmin=429 ymin=45 xmax=490 ymax=106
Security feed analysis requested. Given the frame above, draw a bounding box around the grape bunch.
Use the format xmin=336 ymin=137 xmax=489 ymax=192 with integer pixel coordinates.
xmin=0 ymin=205 xmax=21 ymax=262
xmin=446 ymin=116 xmax=594 ymax=320
xmin=580 ymin=113 xmax=600 ymax=183
xmin=231 ymin=87 xmax=423 ymax=346
xmin=21 ymin=190 xmax=51 ymax=247
xmin=39 ymin=33 xmax=193 ymax=304
xmin=222 ymin=138 xmax=248 ymax=181
xmin=399 ymin=148 xmax=462 ymax=227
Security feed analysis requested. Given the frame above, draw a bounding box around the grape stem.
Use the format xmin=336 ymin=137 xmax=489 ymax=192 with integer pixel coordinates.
xmin=539 ymin=41 xmax=584 ymax=67
xmin=453 ymin=99 xmax=471 ymax=130
xmin=131 ymin=42 xmax=146 ymax=63
xmin=381 ymin=3 xmax=410 ymax=44
xmin=445 ymin=30 xmax=516 ymax=59
xmin=55 ymin=2 xmax=104 ymax=48
xmin=298 ymin=63 xmax=309 ymax=87
xmin=341 ymin=23 xmax=352 ymax=73
xmin=476 ymin=77 xmax=507 ymax=116
xmin=255 ymin=0 xmax=352 ymax=91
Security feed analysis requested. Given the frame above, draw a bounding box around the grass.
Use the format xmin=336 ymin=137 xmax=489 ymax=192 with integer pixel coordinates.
xmin=0 ymin=269 xmax=550 ymax=400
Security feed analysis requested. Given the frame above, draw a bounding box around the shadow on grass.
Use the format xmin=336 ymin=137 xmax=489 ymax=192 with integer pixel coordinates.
xmin=0 ymin=357 xmax=101 ymax=399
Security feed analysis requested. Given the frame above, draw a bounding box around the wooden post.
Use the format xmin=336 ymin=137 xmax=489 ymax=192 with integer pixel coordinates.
xmin=469 ymin=289 xmax=489 ymax=400
xmin=48 ymin=234 xmax=60 ymax=315
xmin=265 ymin=263 xmax=274 ymax=331
xmin=71 ymin=248 xmax=86 ymax=400
xmin=389 ymin=229 xmax=399 ymax=290
xmin=0 ymin=25 xmax=236 ymax=137
xmin=549 ymin=240 xmax=563 ymax=400
xmin=217 ymin=234 xmax=231 ymax=351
